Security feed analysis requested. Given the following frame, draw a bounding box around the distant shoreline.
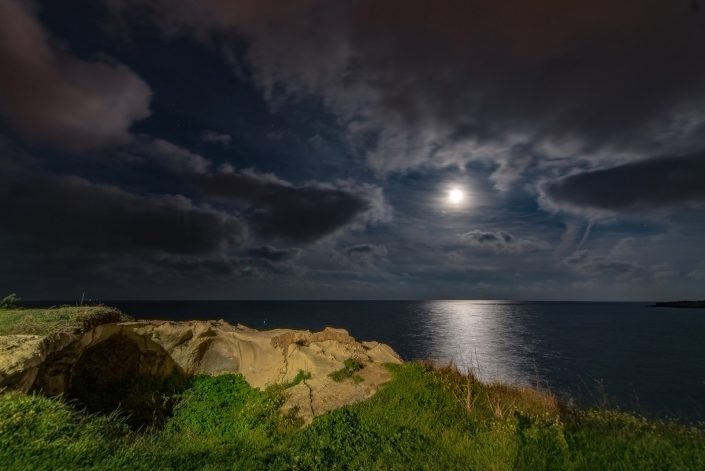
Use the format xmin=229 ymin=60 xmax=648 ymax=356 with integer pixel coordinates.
xmin=650 ymin=300 xmax=705 ymax=308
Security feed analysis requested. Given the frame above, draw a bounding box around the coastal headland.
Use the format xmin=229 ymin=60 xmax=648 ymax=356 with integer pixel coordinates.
xmin=0 ymin=306 xmax=703 ymax=470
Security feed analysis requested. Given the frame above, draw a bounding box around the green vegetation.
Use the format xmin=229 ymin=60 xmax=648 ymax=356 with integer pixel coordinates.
xmin=0 ymin=293 xmax=21 ymax=309
xmin=329 ymin=358 xmax=363 ymax=383
xmin=285 ymin=370 xmax=312 ymax=388
xmin=0 ymin=305 xmax=130 ymax=337
xmin=1 ymin=363 xmax=704 ymax=470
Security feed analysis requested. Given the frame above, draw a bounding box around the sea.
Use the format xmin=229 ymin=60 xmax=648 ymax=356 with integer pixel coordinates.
xmin=31 ymin=300 xmax=705 ymax=422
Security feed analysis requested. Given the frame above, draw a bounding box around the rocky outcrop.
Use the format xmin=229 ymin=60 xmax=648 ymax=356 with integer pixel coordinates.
xmin=0 ymin=320 xmax=402 ymax=423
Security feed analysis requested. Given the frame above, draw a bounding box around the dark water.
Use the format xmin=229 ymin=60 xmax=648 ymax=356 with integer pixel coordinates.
xmin=33 ymin=300 xmax=705 ymax=422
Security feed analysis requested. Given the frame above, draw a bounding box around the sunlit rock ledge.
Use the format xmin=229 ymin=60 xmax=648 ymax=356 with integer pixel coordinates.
xmin=0 ymin=320 xmax=402 ymax=424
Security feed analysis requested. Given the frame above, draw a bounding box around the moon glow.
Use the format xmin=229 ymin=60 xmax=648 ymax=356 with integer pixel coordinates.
xmin=448 ymin=188 xmax=464 ymax=204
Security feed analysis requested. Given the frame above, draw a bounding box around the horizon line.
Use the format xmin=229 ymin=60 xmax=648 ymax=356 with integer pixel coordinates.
xmin=20 ymin=298 xmax=662 ymax=303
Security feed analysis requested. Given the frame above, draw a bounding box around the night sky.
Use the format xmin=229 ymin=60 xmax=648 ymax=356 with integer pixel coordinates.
xmin=1 ymin=0 xmax=705 ymax=300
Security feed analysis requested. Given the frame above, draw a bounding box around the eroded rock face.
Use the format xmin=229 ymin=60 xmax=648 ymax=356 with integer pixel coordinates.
xmin=0 ymin=321 xmax=402 ymax=422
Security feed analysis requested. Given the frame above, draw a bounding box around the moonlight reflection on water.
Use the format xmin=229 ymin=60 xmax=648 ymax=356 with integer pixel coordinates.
xmin=419 ymin=300 xmax=539 ymax=385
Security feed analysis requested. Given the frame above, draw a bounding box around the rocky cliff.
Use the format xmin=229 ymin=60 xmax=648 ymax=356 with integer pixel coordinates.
xmin=0 ymin=320 xmax=402 ymax=423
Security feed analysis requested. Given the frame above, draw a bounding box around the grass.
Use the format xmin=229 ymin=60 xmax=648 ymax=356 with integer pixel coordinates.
xmin=1 ymin=363 xmax=704 ymax=470
xmin=0 ymin=305 xmax=131 ymax=337
xmin=285 ymin=370 xmax=312 ymax=388
xmin=329 ymin=358 xmax=363 ymax=383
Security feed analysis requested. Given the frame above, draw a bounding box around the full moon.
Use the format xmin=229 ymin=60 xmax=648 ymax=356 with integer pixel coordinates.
xmin=448 ymin=188 xmax=464 ymax=204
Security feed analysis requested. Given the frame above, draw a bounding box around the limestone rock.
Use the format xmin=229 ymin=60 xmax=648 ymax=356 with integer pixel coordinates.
xmin=0 ymin=335 xmax=45 ymax=392
xmin=0 ymin=320 xmax=402 ymax=422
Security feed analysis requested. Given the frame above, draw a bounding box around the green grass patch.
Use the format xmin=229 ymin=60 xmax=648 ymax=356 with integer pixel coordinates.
xmin=0 ymin=305 xmax=131 ymax=337
xmin=329 ymin=358 xmax=363 ymax=383
xmin=1 ymin=363 xmax=704 ymax=470
xmin=285 ymin=370 xmax=312 ymax=388
xmin=0 ymin=392 xmax=134 ymax=470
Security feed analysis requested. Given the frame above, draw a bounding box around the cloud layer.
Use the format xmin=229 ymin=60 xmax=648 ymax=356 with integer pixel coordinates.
xmin=112 ymin=0 xmax=705 ymax=182
xmin=1 ymin=0 xmax=703 ymax=299
xmin=190 ymin=169 xmax=390 ymax=242
xmin=541 ymin=152 xmax=705 ymax=216
xmin=0 ymin=173 xmax=247 ymax=279
xmin=337 ymin=244 xmax=388 ymax=270
xmin=0 ymin=0 xmax=151 ymax=151
xmin=0 ymin=143 xmax=388 ymax=281
xmin=461 ymin=230 xmax=545 ymax=253
xmin=247 ymin=245 xmax=301 ymax=262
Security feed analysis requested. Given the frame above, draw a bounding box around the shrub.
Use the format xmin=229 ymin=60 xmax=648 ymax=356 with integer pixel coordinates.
xmin=329 ymin=358 xmax=363 ymax=382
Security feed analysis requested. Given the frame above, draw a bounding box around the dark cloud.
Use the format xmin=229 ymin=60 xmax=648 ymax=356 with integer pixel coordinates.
xmin=111 ymin=0 xmax=705 ymax=181
xmin=0 ymin=138 xmax=386 ymax=285
xmin=240 ymin=257 xmax=302 ymax=277
xmin=149 ymin=253 xmax=298 ymax=278
xmin=0 ymin=0 xmax=151 ymax=151
xmin=120 ymin=248 xmax=303 ymax=278
xmin=190 ymin=169 xmax=390 ymax=242
xmin=541 ymin=152 xmax=705 ymax=216
xmin=227 ymin=245 xmax=305 ymax=277
xmin=150 ymin=254 xmax=241 ymax=277
xmin=343 ymin=245 xmax=382 ymax=256
xmin=564 ymin=251 xmax=646 ymax=282
xmin=0 ymin=174 xmax=247 ymax=275
xmin=201 ymin=130 xmax=232 ymax=146
xmin=247 ymin=245 xmax=302 ymax=262
xmin=461 ymin=230 xmax=545 ymax=253
xmin=137 ymin=136 xmax=212 ymax=174
xmin=337 ymin=244 xmax=388 ymax=270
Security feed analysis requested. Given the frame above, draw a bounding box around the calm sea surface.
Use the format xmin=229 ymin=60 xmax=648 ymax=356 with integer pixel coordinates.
xmin=35 ymin=300 xmax=705 ymax=421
